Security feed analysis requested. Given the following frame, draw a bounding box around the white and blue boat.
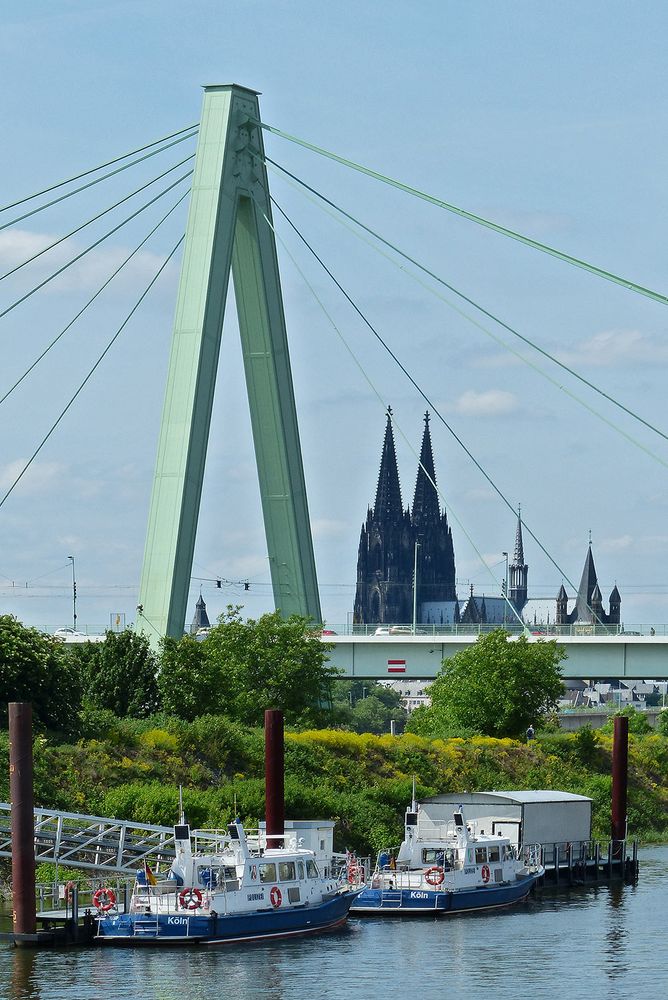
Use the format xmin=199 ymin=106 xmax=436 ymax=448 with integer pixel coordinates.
xmin=351 ymin=799 xmax=543 ymax=915
xmin=96 ymin=819 xmax=360 ymax=945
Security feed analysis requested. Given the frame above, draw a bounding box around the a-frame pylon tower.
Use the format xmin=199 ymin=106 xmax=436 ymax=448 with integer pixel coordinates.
xmin=137 ymin=85 xmax=321 ymax=640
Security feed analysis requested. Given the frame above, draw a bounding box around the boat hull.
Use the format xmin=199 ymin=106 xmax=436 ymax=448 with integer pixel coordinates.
xmin=351 ymin=872 xmax=538 ymax=915
xmin=97 ymin=891 xmax=358 ymax=945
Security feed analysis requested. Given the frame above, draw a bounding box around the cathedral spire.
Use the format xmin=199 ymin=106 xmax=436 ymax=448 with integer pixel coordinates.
xmin=412 ymin=412 xmax=440 ymax=529
xmin=513 ymin=506 xmax=525 ymax=565
xmin=373 ymin=409 xmax=403 ymax=522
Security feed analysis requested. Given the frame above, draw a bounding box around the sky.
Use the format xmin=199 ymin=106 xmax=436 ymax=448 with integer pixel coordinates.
xmin=1 ymin=1 xmax=668 ymax=633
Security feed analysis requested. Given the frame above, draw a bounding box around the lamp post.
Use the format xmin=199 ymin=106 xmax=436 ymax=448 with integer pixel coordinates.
xmin=68 ymin=555 xmax=77 ymax=631
xmin=412 ymin=542 xmax=421 ymax=634
xmin=502 ymin=552 xmax=509 ymax=627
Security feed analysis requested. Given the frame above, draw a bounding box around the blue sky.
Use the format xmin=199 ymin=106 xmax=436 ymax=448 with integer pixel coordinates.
xmin=1 ymin=1 xmax=668 ymax=632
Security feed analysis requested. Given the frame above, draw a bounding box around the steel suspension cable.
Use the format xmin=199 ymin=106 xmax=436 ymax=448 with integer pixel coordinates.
xmin=0 ymin=129 xmax=197 ymax=234
xmin=0 ymin=234 xmax=184 ymax=511
xmin=0 ymin=170 xmax=192 ymax=322
xmin=260 ymin=203 xmax=526 ymax=627
xmin=264 ymin=156 xmax=668 ymax=450
xmin=1 ymin=124 xmax=197 ymax=210
xmin=0 ymin=189 xmax=190 ymax=407
xmin=267 ymin=196 xmax=602 ymax=621
xmin=0 ymin=153 xmax=195 ymax=282
xmin=253 ymin=119 xmax=668 ymax=309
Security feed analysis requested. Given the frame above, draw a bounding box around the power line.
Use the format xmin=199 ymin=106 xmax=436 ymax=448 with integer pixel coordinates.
xmin=0 ymin=234 xmax=184 ymax=512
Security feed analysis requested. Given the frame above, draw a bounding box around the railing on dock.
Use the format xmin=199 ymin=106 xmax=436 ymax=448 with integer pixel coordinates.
xmin=536 ymin=838 xmax=638 ymax=885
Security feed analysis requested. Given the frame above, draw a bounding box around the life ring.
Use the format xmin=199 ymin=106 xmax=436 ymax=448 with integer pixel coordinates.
xmin=481 ymin=864 xmax=491 ymax=884
xmin=179 ymin=887 xmax=203 ymax=910
xmin=92 ymin=887 xmax=117 ymax=912
xmin=270 ymin=886 xmax=282 ymax=908
xmin=347 ymin=865 xmax=362 ymax=884
xmin=64 ymin=880 xmax=76 ymax=902
xmin=424 ymin=866 xmax=445 ymax=886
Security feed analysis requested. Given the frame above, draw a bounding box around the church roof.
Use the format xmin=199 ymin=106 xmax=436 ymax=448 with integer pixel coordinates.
xmin=373 ymin=411 xmax=403 ymax=522
xmin=412 ymin=412 xmax=441 ymax=529
xmin=574 ymin=543 xmax=599 ymax=622
xmin=190 ymin=593 xmax=210 ymax=633
xmin=512 ymin=511 xmax=525 ymax=566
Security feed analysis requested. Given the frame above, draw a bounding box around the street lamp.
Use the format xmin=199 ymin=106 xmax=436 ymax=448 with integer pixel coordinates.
xmin=502 ymin=552 xmax=509 ymax=626
xmin=68 ymin=555 xmax=77 ymax=631
xmin=412 ymin=542 xmax=421 ymax=634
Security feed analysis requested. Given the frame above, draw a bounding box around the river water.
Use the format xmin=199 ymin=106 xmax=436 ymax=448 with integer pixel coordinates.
xmin=2 ymin=846 xmax=667 ymax=1000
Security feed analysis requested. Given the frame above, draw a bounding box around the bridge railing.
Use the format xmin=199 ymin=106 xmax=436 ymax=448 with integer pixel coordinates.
xmin=323 ymin=623 xmax=666 ymax=638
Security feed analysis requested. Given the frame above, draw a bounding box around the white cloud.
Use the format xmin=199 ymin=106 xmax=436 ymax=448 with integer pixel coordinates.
xmin=559 ymin=329 xmax=668 ymax=368
xmin=0 ymin=459 xmax=64 ymax=495
xmin=599 ymin=534 xmax=633 ymax=553
xmin=311 ymin=518 xmax=349 ymax=540
xmin=452 ymin=389 xmax=518 ymax=417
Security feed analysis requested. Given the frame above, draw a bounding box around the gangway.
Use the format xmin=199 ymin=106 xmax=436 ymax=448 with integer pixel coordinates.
xmin=0 ymin=803 xmax=175 ymax=875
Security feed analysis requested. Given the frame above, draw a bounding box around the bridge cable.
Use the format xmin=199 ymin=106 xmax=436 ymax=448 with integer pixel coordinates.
xmin=0 ymin=153 xmax=195 ymax=282
xmin=0 ymin=170 xmax=193 ymax=323
xmin=254 ymin=119 xmax=668 ymax=309
xmin=264 ymin=156 xmax=668 ymax=455
xmin=260 ymin=205 xmax=531 ymax=628
xmin=0 ymin=234 xmax=184 ymax=512
xmin=0 ymin=124 xmax=197 ymax=219
xmin=265 ymin=197 xmax=604 ymax=625
xmin=0 ymin=189 xmax=190 ymax=407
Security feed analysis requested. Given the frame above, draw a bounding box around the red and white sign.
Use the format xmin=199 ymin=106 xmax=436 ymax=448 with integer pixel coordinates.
xmin=387 ymin=659 xmax=406 ymax=673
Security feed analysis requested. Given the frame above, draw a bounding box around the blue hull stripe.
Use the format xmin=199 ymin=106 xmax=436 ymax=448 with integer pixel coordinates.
xmin=351 ymin=874 xmax=537 ymax=915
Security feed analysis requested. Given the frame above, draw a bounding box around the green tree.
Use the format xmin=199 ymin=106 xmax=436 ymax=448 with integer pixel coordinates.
xmin=0 ymin=615 xmax=82 ymax=734
xmin=330 ymin=680 xmax=407 ymax=734
xmin=157 ymin=635 xmax=226 ymax=720
xmin=406 ymin=629 xmax=565 ymax=738
xmin=73 ymin=629 xmax=159 ymax=718
xmin=201 ymin=606 xmax=339 ymax=727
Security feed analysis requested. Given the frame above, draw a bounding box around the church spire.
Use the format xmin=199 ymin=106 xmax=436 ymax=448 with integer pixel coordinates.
xmin=513 ymin=505 xmax=525 ymax=565
xmin=509 ymin=507 xmax=528 ymax=615
xmin=373 ymin=409 xmax=403 ymax=522
xmin=412 ymin=412 xmax=440 ymax=529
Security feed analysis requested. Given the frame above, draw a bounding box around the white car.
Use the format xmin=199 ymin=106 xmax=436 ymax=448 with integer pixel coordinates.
xmin=53 ymin=627 xmax=105 ymax=643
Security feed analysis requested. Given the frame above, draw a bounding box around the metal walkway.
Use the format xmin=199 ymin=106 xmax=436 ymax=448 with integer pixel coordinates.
xmin=0 ymin=803 xmax=175 ymax=874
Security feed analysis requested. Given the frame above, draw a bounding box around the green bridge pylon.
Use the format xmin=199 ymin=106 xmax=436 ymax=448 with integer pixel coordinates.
xmin=137 ymin=85 xmax=321 ymax=641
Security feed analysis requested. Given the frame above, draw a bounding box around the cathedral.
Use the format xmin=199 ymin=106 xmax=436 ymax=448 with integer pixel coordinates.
xmin=353 ymin=411 xmax=620 ymax=628
xmin=353 ymin=411 xmax=528 ymax=626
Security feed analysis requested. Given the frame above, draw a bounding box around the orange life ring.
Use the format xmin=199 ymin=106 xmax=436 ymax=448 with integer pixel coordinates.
xmin=270 ymin=886 xmax=282 ymax=908
xmin=347 ymin=864 xmax=362 ymax=884
xmin=179 ymin=887 xmax=203 ymax=910
xmin=64 ymin=880 xmax=76 ymax=902
xmin=481 ymin=864 xmax=491 ymax=884
xmin=92 ymin=887 xmax=117 ymax=912
xmin=424 ymin=866 xmax=445 ymax=886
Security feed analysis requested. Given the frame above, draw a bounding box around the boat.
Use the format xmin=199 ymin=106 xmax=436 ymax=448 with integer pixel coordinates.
xmin=96 ymin=818 xmax=360 ymax=944
xmin=350 ymin=798 xmax=543 ymax=915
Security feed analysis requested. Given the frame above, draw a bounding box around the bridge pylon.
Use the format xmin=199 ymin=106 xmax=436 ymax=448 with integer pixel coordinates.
xmin=137 ymin=85 xmax=321 ymax=642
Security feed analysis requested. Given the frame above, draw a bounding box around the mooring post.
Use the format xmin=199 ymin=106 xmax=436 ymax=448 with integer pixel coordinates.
xmin=9 ymin=702 xmax=37 ymax=943
xmin=264 ymin=709 xmax=285 ymax=849
xmin=611 ymin=715 xmax=629 ymax=864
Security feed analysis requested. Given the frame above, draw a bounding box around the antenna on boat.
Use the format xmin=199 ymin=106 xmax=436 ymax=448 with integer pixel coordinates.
xmin=411 ymin=775 xmax=417 ymax=813
xmin=179 ymin=784 xmax=184 ymax=825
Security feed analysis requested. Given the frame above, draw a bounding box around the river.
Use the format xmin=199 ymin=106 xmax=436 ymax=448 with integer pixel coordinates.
xmin=2 ymin=846 xmax=667 ymax=1000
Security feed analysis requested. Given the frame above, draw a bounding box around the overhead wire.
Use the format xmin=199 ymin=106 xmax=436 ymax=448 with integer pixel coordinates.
xmin=0 ymin=233 xmax=184 ymax=512
xmin=264 ymin=156 xmax=668 ymax=457
xmin=264 ymin=195 xmax=608 ymax=625
xmin=0 ymin=152 xmax=195 ymax=282
xmin=0 ymin=127 xmax=197 ymax=231
xmin=0 ymin=188 xmax=190 ymax=407
xmin=0 ymin=169 xmax=193 ymax=322
xmin=253 ymin=118 xmax=668 ymax=309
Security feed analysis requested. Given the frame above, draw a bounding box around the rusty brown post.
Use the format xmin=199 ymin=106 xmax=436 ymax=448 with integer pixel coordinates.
xmin=264 ymin=709 xmax=284 ymax=849
xmin=9 ymin=703 xmax=37 ymax=940
xmin=611 ymin=715 xmax=629 ymax=859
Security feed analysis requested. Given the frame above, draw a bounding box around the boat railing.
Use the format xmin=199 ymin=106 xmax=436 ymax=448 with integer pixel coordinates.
xmin=416 ymin=819 xmax=458 ymax=840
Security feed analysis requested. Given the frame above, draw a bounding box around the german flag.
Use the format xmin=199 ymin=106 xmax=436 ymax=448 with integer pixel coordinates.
xmin=144 ymin=861 xmax=157 ymax=886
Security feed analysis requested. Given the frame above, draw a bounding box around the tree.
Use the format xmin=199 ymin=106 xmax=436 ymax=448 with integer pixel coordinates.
xmin=330 ymin=680 xmax=407 ymax=734
xmin=200 ymin=606 xmax=339 ymax=727
xmin=0 ymin=615 xmax=82 ymax=734
xmin=157 ymin=635 xmax=227 ymax=720
xmin=406 ymin=629 xmax=565 ymax=739
xmin=72 ymin=629 xmax=159 ymax=718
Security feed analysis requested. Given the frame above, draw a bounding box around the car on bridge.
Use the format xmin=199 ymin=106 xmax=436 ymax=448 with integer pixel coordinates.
xmin=53 ymin=627 xmax=105 ymax=643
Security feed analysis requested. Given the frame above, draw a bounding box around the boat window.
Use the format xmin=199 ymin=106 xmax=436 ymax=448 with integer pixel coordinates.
xmin=422 ymin=850 xmax=445 ymax=865
xmin=502 ymin=845 xmax=514 ymax=861
xmin=488 ymin=846 xmax=500 ymax=863
xmin=297 ymin=861 xmax=305 ymax=880
xmin=288 ymin=887 xmax=301 ymax=903
xmin=259 ymin=863 xmax=277 ymax=883
xmin=306 ymin=859 xmax=319 ymax=878
xmin=475 ymin=848 xmax=487 ymax=864
xmin=279 ymin=862 xmax=296 ymax=882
